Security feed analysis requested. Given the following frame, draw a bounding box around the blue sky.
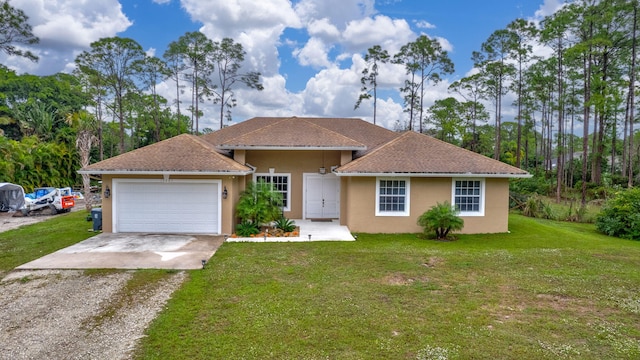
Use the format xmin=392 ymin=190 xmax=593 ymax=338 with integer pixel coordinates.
xmin=4 ymin=0 xmax=560 ymax=130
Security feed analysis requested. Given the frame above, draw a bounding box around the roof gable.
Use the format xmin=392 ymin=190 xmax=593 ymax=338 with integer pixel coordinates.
xmin=335 ymin=131 xmax=530 ymax=177
xmin=79 ymin=134 xmax=252 ymax=174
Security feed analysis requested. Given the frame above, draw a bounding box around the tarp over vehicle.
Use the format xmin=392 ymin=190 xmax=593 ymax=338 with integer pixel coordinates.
xmin=0 ymin=183 xmax=26 ymax=211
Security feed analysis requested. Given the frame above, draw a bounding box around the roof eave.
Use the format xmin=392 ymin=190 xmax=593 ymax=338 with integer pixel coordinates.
xmin=218 ymin=145 xmax=365 ymax=151
xmin=333 ymin=171 xmax=532 ymax=178
xmin=77 ymin=170 xmax=254 ymax=176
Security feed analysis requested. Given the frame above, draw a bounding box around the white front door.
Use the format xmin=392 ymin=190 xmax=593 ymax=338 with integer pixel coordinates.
xmin=304 ymin=173 xmax=339 ymax=219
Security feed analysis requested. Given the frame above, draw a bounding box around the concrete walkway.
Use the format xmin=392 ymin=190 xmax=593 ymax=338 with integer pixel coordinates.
xmin=226 ymin=219 xmax=355 ymax=242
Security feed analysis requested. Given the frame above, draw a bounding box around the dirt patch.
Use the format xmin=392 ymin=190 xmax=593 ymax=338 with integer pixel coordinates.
xmin=0 ymin=269 xmax=186 ymax=360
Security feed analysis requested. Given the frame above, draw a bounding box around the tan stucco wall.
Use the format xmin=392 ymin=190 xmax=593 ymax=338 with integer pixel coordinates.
xmin=100 ymin=174 xmax=241 ymax=234
xmin=245 ymin=150 xmax=342 ymax=219
xmin=343 ymin=177 xmax=510 ymax=234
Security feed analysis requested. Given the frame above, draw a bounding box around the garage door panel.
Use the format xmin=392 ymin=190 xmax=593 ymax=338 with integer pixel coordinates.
xmin=114 ymin=181 xmax=219 ymax=234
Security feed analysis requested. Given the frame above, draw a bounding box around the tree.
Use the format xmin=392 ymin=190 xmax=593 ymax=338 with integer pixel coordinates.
xmin=75 ymin=37 xmax=146 ymax=154
xmin=166 ymin=32 xmax=215 ymax=134
xmin=0 ymin=1 xmax=38 ymax=62
xmin=66 ymin=110 xmax=97 ymax=211
xmin=417 ymin=201 xmax=464 ymax=240
xmin=507 ymin=19 xmax=538 ymax=168
xmin=163 ymin=40 xmax=187 ymax=136
xmin=395 ymin=36 xmax=454 ymax=133
xmin=449 ymin=73 xmax=490 ymax=152
xmin=473 ymin=29 xmax=517 ymax=160
xmin=12 ymin=100 xmax=57 ymax=140
xmin=208 ymin=38 xmax=263 ymax=129
xmin=354 ymin=45 xmax=389 ymax=124
xmin=426 ymin=97 xmax=465 ymax=144
xmin=133 ymin=56 xmax=170 ymax=143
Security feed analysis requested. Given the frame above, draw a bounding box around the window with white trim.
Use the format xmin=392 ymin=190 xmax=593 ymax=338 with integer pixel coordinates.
xmin=255 ymin=174 xmax=290 ymax=211
xmin=376 ymin=178 xmax=410 ymax=216
xmin=453 ymin=179 xmax=485 ymax=216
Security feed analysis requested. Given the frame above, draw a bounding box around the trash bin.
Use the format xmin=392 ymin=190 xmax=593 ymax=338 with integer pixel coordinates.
xmin=91 ymin=208 xmax=102 ymax=231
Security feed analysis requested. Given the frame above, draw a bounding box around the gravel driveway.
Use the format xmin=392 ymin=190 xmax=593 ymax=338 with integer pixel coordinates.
xmin=1 ymin=201 xmax=192 ymax=359
xmin=0 ymin=269 xmax=186 ymax=359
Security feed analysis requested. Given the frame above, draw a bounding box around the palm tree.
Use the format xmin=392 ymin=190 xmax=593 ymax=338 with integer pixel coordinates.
xmin=66 ymin=110 xmax=98 ymax=210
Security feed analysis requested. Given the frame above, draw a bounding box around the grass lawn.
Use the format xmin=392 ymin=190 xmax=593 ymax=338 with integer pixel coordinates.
xmin=135 ymin=214 xmax=640 ymax=360
xmin=0 ymin=210 xmax=96 ymax=277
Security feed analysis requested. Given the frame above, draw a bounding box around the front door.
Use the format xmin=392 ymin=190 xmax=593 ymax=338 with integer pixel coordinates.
xmin=304 ymin=173 xmax=339 ymax=219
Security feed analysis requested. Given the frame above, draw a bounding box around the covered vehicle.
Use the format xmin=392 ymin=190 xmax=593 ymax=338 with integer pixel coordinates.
xmin=0 ymin=183 xmax=26 ymax=212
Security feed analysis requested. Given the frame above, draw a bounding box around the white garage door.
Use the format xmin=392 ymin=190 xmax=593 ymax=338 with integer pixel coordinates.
xmin=113 ymin=180 xmax=220 ymax=234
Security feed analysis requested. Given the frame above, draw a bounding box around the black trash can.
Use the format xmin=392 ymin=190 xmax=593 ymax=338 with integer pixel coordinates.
xmin=91 ymin=208 xmax=102 ymax=231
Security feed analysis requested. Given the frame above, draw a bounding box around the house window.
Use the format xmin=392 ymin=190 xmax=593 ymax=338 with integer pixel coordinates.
xmin=453 ymin=179 xmax=485 ymax=216
xmin=255 ymin=174 xmax=290 ymax=211
xmin=376 ymin=178 xmax=410 ymax=216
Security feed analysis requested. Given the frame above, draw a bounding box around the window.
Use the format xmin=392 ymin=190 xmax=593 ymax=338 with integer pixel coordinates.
xmin=255 ymin=174 xmax=290 ymax=211
xmin=376 ymin=178 xmax=410 ymax=216
xmin=453 ymin=179 xmax=484 ymax=216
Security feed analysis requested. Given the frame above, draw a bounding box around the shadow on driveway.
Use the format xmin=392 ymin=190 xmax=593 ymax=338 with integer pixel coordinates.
xmin=16 ymin=233 xmax=225 ymax=270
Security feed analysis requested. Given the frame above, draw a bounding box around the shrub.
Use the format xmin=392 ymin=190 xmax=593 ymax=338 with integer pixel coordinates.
xmin=521 ymin=195 xmax=555 ymax=220
xmin=235 ymin=220 xmax=260 ymax=237
xmin=236 ymin=179 xmax=283 ymax=227
xmin=417 ymin=201 xmax=464 ymax=240
xmin=595 ymin=187 xmax=640 ymax=240
xmin=274 ymin=217 xmax=296 ymax=232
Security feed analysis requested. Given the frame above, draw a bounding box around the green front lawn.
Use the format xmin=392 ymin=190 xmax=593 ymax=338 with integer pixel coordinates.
xmin=0 ymin=211 xmax=96 ymax=277
xmin=136 ymin=215 xmax=640 ymax=359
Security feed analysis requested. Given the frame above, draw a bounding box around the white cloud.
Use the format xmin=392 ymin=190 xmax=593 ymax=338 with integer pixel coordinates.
xmin=12 ymin=0 xmax=131 ymax=49
xmin=307 ymin=18 xmax=341 ymax=42
xmin=342 ymin=15 xmax=414 ymax=53
xmin=293 ymin=37 xmax=332 ymax=68
xmin=2 ymin=0 xmax=131 ymax=74
xmin=534 ymin=0 xmax=565 ymax=19
xmin=294 ymin=0 xmax=375 ymax=27
xmin=434 ymin=36 xmax=453 ymax=53
xmin=182 ymin=0 xmax=301 ymax=38
xmin=415 ymin=20 xmax=436 ymax=29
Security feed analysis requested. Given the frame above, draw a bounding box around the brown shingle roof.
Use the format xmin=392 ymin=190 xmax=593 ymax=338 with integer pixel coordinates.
xmin=79 ymin=134 xmax=252 ymax=174
xmin=335 ymin=131 xmax=530 ymax=177
xmin=210 ymin=117 xmax=367 ymax=149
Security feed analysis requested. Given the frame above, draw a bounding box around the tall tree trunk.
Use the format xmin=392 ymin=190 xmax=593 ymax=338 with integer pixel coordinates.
xmin=629 ymin=3 xmax=638 ymax=187
xmin=581 ymin=52 xmax=592 ymax=205
xmin=556 ymin=39 xmax=564 ymax=203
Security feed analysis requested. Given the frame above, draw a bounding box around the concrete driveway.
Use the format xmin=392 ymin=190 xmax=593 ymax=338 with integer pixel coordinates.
xmin=16 ymin=233 xmax=224 ymax=270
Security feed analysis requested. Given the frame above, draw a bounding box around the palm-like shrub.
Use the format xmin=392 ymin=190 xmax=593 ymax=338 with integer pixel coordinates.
xmin=417 ymin=201 xmax=464 ymax=239
xmin=236 ymin=179 xmax=284 ymax=227
xmin=274 ymin=217 xmax=296 ymax=232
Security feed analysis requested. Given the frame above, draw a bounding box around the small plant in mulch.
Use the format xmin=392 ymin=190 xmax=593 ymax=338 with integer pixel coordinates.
xmin=235 ymin=219 xmax=260 ymax=237
xmin=274 ymin=217 xmax=296 ymax=232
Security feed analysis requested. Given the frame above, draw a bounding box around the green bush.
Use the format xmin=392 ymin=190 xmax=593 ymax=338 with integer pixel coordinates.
xmin=417 ymin=201 xmax=464 ymax=240
xmin=235 ymin=179 xmax=284 ymax=227
xmin=274 ymin=217 xmax=296 ymax=232
xmin=595 ymin=187 xmax=640 ymax=240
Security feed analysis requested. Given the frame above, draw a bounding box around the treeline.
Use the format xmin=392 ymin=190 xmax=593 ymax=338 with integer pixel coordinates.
xmin=359 ymin=0 xmax=640 ymax=204
xmin=0 ymin=22 xmax=262 ymax=189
